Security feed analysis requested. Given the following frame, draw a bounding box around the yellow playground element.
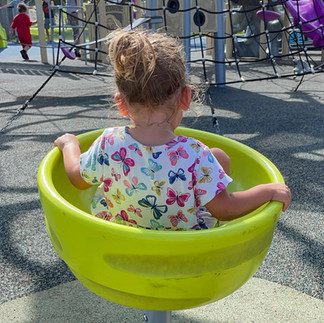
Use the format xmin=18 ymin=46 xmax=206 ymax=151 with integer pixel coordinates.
xmin=38 ymin=127 xmax=284 ymax=311
xmin=0 ymin=23 xmax=7 ymax=49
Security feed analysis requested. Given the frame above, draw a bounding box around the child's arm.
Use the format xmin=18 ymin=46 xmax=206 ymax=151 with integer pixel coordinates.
xmin=0 ymin=4 xmax=10 ymax=9
xmin=9 ymin=27 xmax=14 ymax=35
xmin=205 ymin=183 xmax=291 ymax=221
xmin=31 ymin=20 xmax=37 ymax=25
xmin=54 ymin=134 xmax=92 ymax=190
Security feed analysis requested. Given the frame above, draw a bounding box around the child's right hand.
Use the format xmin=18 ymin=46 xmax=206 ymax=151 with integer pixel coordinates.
xmin=54 ymin=133 xmax=80 ymax=151
xmin=269 ymin=183 xmax=291 ymax=212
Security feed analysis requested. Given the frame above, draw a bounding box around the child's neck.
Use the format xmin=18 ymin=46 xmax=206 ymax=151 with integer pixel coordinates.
xmin=128 ymin=123 xmax=176 ymax=147
xmin=127 ymin=108 xmax=178 ymax=146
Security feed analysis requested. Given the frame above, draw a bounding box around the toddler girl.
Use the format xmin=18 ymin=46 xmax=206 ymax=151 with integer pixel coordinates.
xmin=54 ymin=30 xmax=291 ymax=230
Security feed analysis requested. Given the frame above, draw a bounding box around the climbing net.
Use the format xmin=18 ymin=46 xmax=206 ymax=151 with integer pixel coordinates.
xmin=52 ymin=0 xmax=324 ymax=83
xmin=1 ymin=0 xmax=323 ymax=133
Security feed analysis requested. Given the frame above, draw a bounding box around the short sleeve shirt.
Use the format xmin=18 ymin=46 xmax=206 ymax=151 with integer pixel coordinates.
xmin=80 ymin=127 xmax=232 ymax=230
xmin=11 ymin=13 xmax=32 ymax=44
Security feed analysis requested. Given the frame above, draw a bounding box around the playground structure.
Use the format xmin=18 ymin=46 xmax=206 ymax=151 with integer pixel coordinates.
xmin=0 ymin=0 xmax=322 ymax=84
xmin=0 ymin=23 xmax=7 ymax=49
xmin=38 ymin=127 xmax=285 ymax=322
xmin=24 ymin=0 xmax=323 ymax=86
xmin=1 ymin=0 xmax=323 ymax=133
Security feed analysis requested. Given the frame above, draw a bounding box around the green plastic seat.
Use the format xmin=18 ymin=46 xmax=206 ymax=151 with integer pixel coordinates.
xmin=38 ymin=127 xmax=284 ymax=311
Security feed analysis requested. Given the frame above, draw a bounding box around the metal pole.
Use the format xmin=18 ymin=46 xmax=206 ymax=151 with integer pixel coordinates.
xmin=35 ymin=0 xmax=48 ymax=63
xmin=183 ymin=0 xmax=191 ymax=73
xmin=150 ymin=0 xmax=156 ymax=31
xmin=143 ymin=310 xmax=172 ymax=323
xmin=215 ymin=0 xmax=225 ymax=87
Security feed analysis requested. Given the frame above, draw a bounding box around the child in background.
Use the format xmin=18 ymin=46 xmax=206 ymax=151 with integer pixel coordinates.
xmin=10 ymin=3 xmax=36 ymax=60
xmin=54 ymin=30 xmax=291 ymax=231
xmin=42 ymin=0 xmax=54 ymax=42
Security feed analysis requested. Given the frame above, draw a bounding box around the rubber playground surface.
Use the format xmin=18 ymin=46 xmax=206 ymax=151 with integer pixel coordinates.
xmin=0 ymin=44 xmax=323 ymax=322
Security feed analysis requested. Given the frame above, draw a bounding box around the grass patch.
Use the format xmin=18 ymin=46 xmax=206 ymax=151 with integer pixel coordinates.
xmin=30 ymin=27 xmax=89 ymax=42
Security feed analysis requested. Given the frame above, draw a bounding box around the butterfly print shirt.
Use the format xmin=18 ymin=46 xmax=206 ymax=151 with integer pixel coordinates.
xmin=80 ymin=127 xmax=232 ymax=230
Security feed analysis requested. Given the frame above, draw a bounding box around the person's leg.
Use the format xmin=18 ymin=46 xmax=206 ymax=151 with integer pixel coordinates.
xmin=67 ymin=12 xmax=81 ymax=57
xmin=21 ymin=44 xmax=31 ymax=60
xmin=24 ymin=45 xmax=31 ymax=52
xmin=45 ymin=28 xmax=50 ymax=41
xmin=210 ymin=147 xmax=231 ymax=175
xmin=44 ymin=18 xmax=50 ymax=41
xmin=19 ymin=38 xmax=30 ymax=60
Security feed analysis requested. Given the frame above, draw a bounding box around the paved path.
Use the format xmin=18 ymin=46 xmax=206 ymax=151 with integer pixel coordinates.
xmin=0 ymin=44 xmax=323 ymax=322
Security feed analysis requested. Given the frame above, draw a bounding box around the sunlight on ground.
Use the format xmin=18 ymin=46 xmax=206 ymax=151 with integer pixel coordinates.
xmin=225 ymin=132 xmax=260 ymax=141
xmin=292 ymin=149 xmax=324 ymax=161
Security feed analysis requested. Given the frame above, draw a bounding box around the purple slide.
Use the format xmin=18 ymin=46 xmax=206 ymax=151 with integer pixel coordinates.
xmin=281 ymin=0 xmax=324 ymax=47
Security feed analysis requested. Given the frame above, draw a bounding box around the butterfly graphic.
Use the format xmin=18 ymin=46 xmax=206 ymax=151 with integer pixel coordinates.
xmin=145 ymin=146 xmax=153 ymax=153
xmin=105 ymin=198 xmax=114 ymax=208
xmin=97 ymin=153 xmax=109 ymax=166
xmin=152 ymin=180 xmax=166 ymax=196
xmin=168 ymin=146 xmax=189 ymax=166
xmin=100 ymin=134 xmax=114 ymax=149
xmin=101 ymin=177 xmax=113 ymax=192
xmin=95 ymin=211 xmax=113 ymax=221
xmin=111 ymin=168 xmax=121 ymax=181
xmin=138 ymin=195 xmax=168 ymax=219
xmin=100 ymin=199 xmax=108 ymax=207
xmin=188 ymin=170 xmax=197 ymax=190
xmin=115 ymin=210 xmax=138 ymax=225
xmin=218 ymin=169 xmax=225 ymax=179
xmin=115 ymin=210 xmax=129 ymax=221
xmin=168 ymin=168 xmax=186 ymax=184
xmin=112 ymin=188 xmax=125 ymax=204
xmin=124 ymin=176 xmax=147 ymax=196
xmin=189 ymin=141 xmax=204 ymax=153
xmin=187 ymin=206 xmax=196 ymax=214
xmin=150 ymin=219 xmax=165 ymax=230
xmin=141 ymin=159 xmax=162 ymax=179
xmin=198 ymin=167 xmax=213 ymax=183
xmin=86 ymin=154 xmax=97 ymax=171
xmin=107 ymin=133 xmax=115 ymax=144
xmin=166 ymin=188 xmax=190 ymax=207
xmin=81 ymin=169 xmax=90 ymax=180
xmin=165 ymin=135 xmax=188 ymax=150
xmin=168 ymin=210 xmax=188 ymax=227
xmin=100 ymin=137 xmax=106 ymax=150
xmin=111 ymin=147 xmax=135 ymax=176
xmin=128 ymin=143 xmax=143 ymax=157
xmin=216 ymin=182 xmax=226 ymax=195
xmin=92 ymin=196 xmax=104 ymax=209
xmin=196 ymin=217 xmax=209 ymax=230
xmin=118 ymin=129 xmax=126 ymax=140
xmin=194 ymin=188 xmax=207 ymax=207
xmin=127 ymin=204 xmax=143 ymax=218
xmin=188 ymin=157 xmax=201 ymax=173
xmin=152 ymin=151 xmax=162 ymax=159
xmin=203 ymin=149 xmax=215 ymax=163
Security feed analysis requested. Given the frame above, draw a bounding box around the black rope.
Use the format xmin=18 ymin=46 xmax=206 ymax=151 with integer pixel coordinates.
xmin=0 ymin=69 xmax=58 ymax=134
xmin=1 ymin=0 xmax=324 ymax=133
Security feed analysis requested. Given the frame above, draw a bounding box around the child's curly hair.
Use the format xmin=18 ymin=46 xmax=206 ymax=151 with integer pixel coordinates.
xmin=107 ymin=30 xmax=188 ymax=107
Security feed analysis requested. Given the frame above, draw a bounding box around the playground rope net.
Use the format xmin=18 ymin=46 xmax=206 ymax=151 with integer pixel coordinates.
xmin=53 ymin=0 xmax=324 ymax=81
xmin=1 ymin=0 xmax=323 ymax=133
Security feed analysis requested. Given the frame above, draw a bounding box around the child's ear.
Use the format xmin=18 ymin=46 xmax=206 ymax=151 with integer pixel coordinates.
xmin=180 ymin=86 xmax=191 ymax=111
xmin=115 ymin=93 xmax=128 ymax=117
